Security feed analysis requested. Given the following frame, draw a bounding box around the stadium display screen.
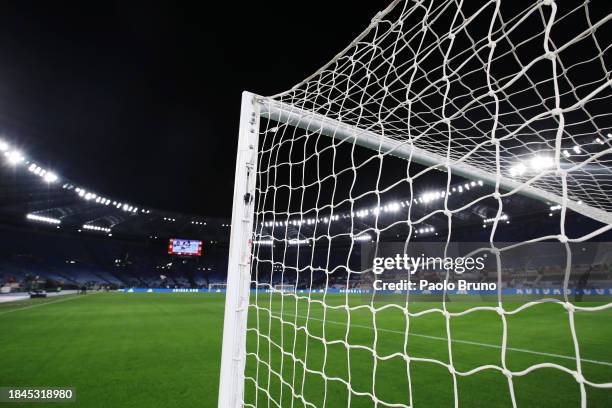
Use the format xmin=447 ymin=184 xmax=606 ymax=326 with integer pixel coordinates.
xmin=167 ymin=238 xmax=202 ymax=256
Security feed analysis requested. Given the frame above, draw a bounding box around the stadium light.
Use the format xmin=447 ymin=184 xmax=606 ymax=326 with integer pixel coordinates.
xmin=26 ymin=213 xmax=61 ymax=224
xmin=253 ymin=240 xmax=274 ymax=246
xmin=509 ymin=163 xmax=526 ymax=177
xmin=43 ymin=172 xmax=58 ymax=183
xmin=0 ymin=140 xmax=8 ymax=152
xmin=5 ymin=150 xmax=24 ymax=165
xmin=82 ymin=224 xmax=111 ymax=233
xmin=352 ymin=234 xmax=371 ymax=241
xmin=530 ymin=155 xmax=554 ymax=171
xmin=483 ymin=214 xmax=509 ymax=224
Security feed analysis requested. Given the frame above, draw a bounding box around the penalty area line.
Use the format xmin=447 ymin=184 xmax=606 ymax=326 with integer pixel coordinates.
xmin=279 ymin=313 xmax=612 ymax=368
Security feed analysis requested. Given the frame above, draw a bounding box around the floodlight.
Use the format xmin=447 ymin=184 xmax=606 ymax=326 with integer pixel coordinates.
xmin=529 ymin=155 xmax=554 ymax=171
xmin=509 ymin=163 xmax=527 ymax=177
xmin=5 ymin=150 xmax=24 ymax=165
xmin=43 ymin=172 xmax=58 ymax=183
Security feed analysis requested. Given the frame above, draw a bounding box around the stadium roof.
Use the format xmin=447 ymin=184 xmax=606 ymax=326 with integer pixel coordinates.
xmin=0 ymin=137 xmax=231 ymax=242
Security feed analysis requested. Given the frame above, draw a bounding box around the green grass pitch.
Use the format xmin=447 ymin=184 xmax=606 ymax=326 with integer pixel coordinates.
xmin=0 ymin=292 xmax=611 ymax=407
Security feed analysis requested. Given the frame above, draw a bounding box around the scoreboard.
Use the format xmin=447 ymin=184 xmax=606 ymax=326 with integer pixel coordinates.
xmin=168 ymin=238 xmax=202 ymax=256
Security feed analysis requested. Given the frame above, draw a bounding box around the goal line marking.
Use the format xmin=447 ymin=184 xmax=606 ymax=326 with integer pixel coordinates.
xmin=276 ymin=312 xmax=612 ymax=368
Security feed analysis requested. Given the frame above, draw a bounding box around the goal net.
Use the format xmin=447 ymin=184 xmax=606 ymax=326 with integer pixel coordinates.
xmin=219 ymin=1 xmax=612 ymax=407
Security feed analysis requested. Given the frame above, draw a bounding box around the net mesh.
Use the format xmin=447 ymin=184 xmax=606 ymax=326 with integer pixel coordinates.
xmin=240 ymin=1 xmax=612 ymax=407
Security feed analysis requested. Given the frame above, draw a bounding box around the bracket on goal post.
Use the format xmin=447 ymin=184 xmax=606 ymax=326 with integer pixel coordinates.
xmin=218 ymin=91 xmax=260 ymax=408
xmin=259 ymin=97 xmax=612 ymax=226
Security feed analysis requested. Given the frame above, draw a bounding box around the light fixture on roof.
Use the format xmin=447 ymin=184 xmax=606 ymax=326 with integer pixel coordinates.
xmin=352 ymin=234 xmax=372 ymax=241
xmin=416 ymin=227 xmax=435 ymax=234
xmin=82 ymin=224 xmax=111 ymax=233
xmin=509 ymin=166 xmax=522 ymax=178
xmin=254 ymin=239 xmax=274 ymax=246
xmin=43 ymin=172 xmax=58 ymax=183
xmin=26 ymin=213 xmax=61 ymax=224
xmin=483 ymin=214 xmax=509 ymax=224
xmin=5 ymin=150 xmax=24 ymax=165
xmin=529 ymin=155 xmax=554 ymax=171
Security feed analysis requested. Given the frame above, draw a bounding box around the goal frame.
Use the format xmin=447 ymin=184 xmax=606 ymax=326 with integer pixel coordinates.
xmin=218 ymin=91 xmax=260 ymax=408
xmin=218 ymin=90 xmax=612 ymax=408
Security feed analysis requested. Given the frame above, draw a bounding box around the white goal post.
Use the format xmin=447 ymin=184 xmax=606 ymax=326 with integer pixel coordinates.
xmin=219 ymin=1 xmax=612 ymax=407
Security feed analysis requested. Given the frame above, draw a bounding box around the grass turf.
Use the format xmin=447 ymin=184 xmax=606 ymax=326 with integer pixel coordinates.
xmin=0 ymin=292 xmax=610 ymax=407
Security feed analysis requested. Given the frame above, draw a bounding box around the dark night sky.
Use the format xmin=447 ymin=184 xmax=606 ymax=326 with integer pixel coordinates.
xmin=0 ymin=1 xmax=383 ymax=216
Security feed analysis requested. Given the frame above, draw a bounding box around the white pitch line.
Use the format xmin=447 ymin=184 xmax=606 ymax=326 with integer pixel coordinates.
xmin=280 ymin=313 xmax=612 ymax=368
xmin=0 ymin=294 xmax=91 ymax=316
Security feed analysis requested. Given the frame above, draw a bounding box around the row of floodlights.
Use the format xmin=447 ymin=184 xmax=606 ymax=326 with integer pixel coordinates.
xmin=254 ymin=234 xmax=374 ymax=246
xmin=1 ymin=138 xmax=153 ymax=216
xmin=417 ymin=180 xmax=484 ymax=204
xmin=253 ymin=238 xmax=310 ymax=246
xmin=82 ymin=224 xmax=111 ymax=233
xmin=483 ymin=214 xmax=509 ymax=224
xmin=192 ymin=221 xmax=206 ymax=225
xmin=509 ymin=134 xmax=612 ymax=177
xmin=415 ymin=227 xmax=435 ymax=234
xmin=261 ymin=180 xmax=484 ymax=229
xmin=26 ymin=214 xmax=112 ymax=235
xmin=26 ymin=213 xmax=60 ymax=224
xmin=163 ymin=217 xmax=176 ymax=222
xmin=2 ymin=141 xmax=59 ymax=184
xmin=28 ymin=163 xmax=58 ymax=183
xmin=72 ymin=187 xmax=149 ymax=214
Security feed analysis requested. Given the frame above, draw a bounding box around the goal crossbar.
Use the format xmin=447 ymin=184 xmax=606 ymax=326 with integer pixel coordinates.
xmin=258 ymin=96 xmax=612 ymax=226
